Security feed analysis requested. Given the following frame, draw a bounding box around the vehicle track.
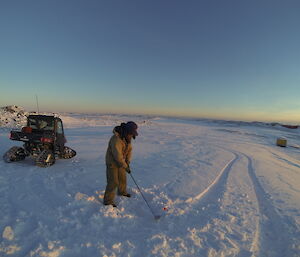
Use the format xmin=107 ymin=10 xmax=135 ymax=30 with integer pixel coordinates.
xmin=184 ymin=145 xmax=286 ymax=257
xmin=243 ymin=153 xmax=300 ymax=257
xmin=185 ymin=153 xmax=239 ymax=204
xmin=138 ymin=142 xmax=300 ymax=256
xmin=156 ymin=150 xmax=258 ymax=256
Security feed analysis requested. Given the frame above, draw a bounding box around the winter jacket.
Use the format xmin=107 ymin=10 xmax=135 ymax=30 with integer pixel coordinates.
xmin=105 ymin=129 xmax=132 ymax=169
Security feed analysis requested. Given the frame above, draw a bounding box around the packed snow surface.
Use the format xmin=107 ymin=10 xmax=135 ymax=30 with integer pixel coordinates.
xmin=0 ymin=111 xmax=300 ymax=257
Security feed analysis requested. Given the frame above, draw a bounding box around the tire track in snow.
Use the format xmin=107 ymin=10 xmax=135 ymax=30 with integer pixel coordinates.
xmin=184 ymin=152 xmax=242 ymax=254
xmin=270 ymin=151 xmax=300 ymax=172
xmin=213 ymin=147 xmax=263 ymax=257
xmin=162 ymin=149 xmax=264 ymax=256
xmin=195 ymin=149 xmax=260 ymax=257
xmin=244 ymin=154 xmax=299 ymax=257
xmin=151 ymin=152 xmax=244 ymax=256
xmin=185 ymin=153 xmax=239 ymax=204
xmin=158 ymin=148 xmax=239 ymax=217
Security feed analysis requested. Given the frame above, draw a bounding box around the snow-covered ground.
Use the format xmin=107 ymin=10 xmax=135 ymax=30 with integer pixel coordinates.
xmin=0 ymin=111 xmax=300 ymax=257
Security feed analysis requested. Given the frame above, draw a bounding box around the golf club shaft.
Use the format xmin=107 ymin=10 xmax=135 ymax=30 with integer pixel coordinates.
xmin=129 ymin=173 xmax=158 ymax=219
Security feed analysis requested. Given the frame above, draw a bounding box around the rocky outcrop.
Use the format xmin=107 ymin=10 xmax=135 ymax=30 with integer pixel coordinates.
xmin=0 ymin=105 xmax=28 ymax=128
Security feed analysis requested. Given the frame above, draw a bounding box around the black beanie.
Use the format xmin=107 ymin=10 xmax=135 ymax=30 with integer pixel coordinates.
xmin=125 ymin=121 xmax=138 ymax=137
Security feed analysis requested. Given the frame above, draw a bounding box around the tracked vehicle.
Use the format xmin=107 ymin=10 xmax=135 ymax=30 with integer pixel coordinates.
xmin=3 ymin=115 xmax=76 ymax=167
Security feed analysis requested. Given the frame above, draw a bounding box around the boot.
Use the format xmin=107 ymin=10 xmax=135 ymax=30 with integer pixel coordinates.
xmin=104 ymin=202 xmax=117 ymax=207
xmin=121 ymin=193 xmax=131 ymax=198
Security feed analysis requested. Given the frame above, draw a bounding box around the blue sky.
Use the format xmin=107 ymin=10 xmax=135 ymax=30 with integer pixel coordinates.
xmin=1 ymin=0 xmax=300 ymax=122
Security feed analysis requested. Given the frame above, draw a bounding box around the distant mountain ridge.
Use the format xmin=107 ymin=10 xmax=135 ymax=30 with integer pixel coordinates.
xmin=0 ymin=105 xmax=298 ymax=131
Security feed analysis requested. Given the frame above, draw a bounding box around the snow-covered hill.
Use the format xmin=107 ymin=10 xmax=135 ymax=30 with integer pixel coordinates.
xmin=0 ymin=109 xmax=300 ymax=256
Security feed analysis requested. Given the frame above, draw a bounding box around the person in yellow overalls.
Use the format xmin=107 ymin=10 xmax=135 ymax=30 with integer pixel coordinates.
xmin=104 ymin=121 xmax=138 ymax=207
